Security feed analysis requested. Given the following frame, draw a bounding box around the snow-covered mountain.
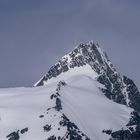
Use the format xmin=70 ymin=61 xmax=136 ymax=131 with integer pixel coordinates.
xmin=34 ymin=41 xmax=140 ymax=112
xmin=0 ymin=41 xmax=140 ymax=140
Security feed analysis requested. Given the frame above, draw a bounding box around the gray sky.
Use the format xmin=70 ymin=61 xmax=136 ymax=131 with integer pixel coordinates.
xmin=0 ymin=0 xmax=140 ymax=89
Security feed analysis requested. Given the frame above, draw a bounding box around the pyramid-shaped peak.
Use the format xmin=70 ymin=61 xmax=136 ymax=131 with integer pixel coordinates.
xmin=72 ymin=41 xmax=99 ymax=52
xmin=62 ymin=41 xmax=105 ymax=63
xmin=34 ymin=41 xmax=111 ymax=86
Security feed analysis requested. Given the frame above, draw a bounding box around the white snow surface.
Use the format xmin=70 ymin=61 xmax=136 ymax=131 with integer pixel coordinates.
xmin=0 ymin=66 xmax=132 ymax=140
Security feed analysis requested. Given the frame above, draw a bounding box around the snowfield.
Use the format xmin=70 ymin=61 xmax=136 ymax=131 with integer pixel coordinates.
xmin=0 ymin=65 xmax=133 ymax=140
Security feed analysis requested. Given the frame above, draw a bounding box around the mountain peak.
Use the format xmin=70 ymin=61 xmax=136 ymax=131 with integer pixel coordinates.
xmin=34 ymin=41 xmax=140 ymax=112
xmin=34 ymin=41 xmax=109 ymax=86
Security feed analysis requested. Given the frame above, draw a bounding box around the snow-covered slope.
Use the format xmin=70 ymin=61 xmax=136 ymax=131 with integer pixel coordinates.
xmin=0 ymin=70 xmax=133 ymax=140
xmin=0 ymin=41 xmax=140 ymax=140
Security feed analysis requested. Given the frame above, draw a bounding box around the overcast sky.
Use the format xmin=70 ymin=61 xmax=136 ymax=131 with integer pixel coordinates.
xmin=0 ymin=0 xmax=140 ymax=89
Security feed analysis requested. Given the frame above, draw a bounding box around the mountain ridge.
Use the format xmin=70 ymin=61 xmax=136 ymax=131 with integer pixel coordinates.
xmin=34 ymin=41 xmax=140 ymax=112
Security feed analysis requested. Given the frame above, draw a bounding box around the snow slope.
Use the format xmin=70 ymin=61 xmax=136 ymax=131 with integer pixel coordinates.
xmin=0 ymin=65 xmax=133 ymax=140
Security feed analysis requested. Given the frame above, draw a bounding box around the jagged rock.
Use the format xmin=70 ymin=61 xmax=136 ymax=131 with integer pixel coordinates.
xmin=43 ymin=124 xmax=51 ymax=132
xmin=6 ymin=128 xmax=28 ymax=140
xmin=127 ymin=111 xmax=140 ymax=126
xmin=109 ymin=127 xmax=140 ymax=140
xmin=6 ymin=131 xmax=19 ymax=140
xmin=39 ymin=115 xmax=44 ymax=118
xmin=102 ymin=129 xmax=112 ymax=135
xmin=59 ymin=114 xmax=90 ymax=140
xmin=20 ymin=128 xmax=28 ymax=134
xmin=55 ymin=97 xmax=62 ymax=111
xmin=47 ymin=135 xmax=56 ymax=140
xmin=123 ymin=76 xmax=140 ymax=112
xmin=50 ymin=94 xmax=57 ymax=99
xmin=104 ymin=125 xmax=140 ymax=140
xmin=111 ymin=129 xmax=131 ymax=140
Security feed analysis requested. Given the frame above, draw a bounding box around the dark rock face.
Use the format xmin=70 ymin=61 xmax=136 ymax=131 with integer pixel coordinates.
xmin=123 ymin=76 xmax=140 ymax=112
xmin=102 ymin=110 xmax=140 ymax=140
xmin=47 ymin=135 xmax=56 ymax=140
xmin=97 ymin=72 xmax=126 ymax=105
xmin=43 ymin=124 xmax=52 ymax=132
xmin=110 ymin=126 xmax=140 ymax=140
xmin=6 ymin=131 xmax=19 ymax=140
xmin=102 ymin=129 xmax=112 ymax=135
xmin=127 ymin=111 xmax=140 ymax=126
xmin=20 ymin=128 xmax=28 ymax=134
xmin=6 ymin=128 xmax=28 ymax=140
xmin=59 ymin=114 xmax=90 ymax=140
xmin=54 ymin=81 xmax=66 ymax=111
xmin=39 ymin=115 xmax=44 ymax=118
xmin=103 ymin=125 xmax=140 ymax=140
xmin=55 ymin=97 xmax=62 ymax=111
